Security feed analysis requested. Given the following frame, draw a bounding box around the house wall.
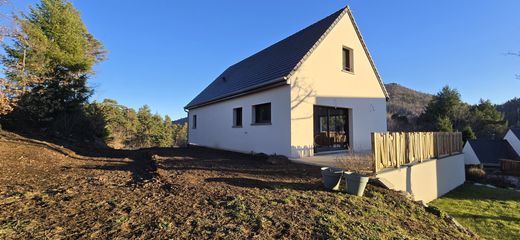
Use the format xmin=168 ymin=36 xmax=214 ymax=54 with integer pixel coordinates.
xmin=504 ymin=130 xmax=520 ymax=156
xmin=463 ymin=142 xmax=481 ymax=165
xmin=188 ymin=86 xmax=292 ymax=156
xmin=289 ymin=10 xmax=387 ymax=158
xmin=376 ymin=154 xmax=466 ymax=203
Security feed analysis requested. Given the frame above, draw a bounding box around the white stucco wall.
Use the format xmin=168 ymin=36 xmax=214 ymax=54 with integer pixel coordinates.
xmin=463 ymin=142 xmax=481 ymax=165
xmin=376 ymin=154 xmax=466 ymax=203
xmin=504 ymin=130 xmax=520 ymax=156
xmin=188 ymin=86 xmax=291 ymax=156
xmin=289 ymin=10 xmax=387 ymax=158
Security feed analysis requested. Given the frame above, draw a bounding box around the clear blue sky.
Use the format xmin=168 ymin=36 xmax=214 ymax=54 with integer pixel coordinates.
xmin=3 ymin=1 xmax=520 ymax=120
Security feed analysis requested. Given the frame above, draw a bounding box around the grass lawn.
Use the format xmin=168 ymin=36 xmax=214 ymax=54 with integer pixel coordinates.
xmin=430 ymin=184 xmax=520 ymax=240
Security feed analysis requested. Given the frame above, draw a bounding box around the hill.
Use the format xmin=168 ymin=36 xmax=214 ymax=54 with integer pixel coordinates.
xmin=385 ymin=83 xmax=432 ymax=131
xmin=497 ymin=98 xmax=520 ymax=128
xmin=172 ymin=117 xmax=188 ymax=125
xmin=0 ymin=130 xmax=472 ymax=239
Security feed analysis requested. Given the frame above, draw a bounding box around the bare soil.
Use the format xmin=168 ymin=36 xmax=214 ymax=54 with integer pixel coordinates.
xmin=0 ymin=131 xmax=475 ymax=239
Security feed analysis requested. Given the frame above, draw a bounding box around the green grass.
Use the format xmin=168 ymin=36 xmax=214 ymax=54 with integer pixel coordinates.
xmin=430 ymin=184 xmax=520 ymax=240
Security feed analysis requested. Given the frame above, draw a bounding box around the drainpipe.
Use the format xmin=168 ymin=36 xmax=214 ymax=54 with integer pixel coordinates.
xmin=184 ymin=108 xmax=190 ymax=148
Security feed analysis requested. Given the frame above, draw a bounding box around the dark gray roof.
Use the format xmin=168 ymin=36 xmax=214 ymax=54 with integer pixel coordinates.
xmin=185 ymin=8 xmax=347 ymax=109
xmin=468 ymin=139 xmax=519 ymax=165
xmin=510 ymin=128 xmax=520 ymax=139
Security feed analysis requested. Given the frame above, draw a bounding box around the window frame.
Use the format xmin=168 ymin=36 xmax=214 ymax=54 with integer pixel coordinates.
xmin=233 ymin=107 xmax=243 ymax=128
xmin=342 ymin=46 xmax=354 ymax=73
xmin=251 ymin=103 xmax=272 ymax=125
xmin=192 ymin=114 xmax=197 ymax=129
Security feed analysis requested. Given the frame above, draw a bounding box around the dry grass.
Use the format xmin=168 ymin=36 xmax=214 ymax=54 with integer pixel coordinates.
xmin=335 ymin=151 xmax=374 ymax=174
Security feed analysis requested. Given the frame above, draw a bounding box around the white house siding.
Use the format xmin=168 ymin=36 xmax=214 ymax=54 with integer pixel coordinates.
xmin=463 ymin=142 xmax=481 ymax=165
xmin=504 ymin=130 xmax=520 ymax=156
xmin=289 ymin=10 xmax=387 ymax=158
xmin=188 ymin=86 xmax=292 ymax=156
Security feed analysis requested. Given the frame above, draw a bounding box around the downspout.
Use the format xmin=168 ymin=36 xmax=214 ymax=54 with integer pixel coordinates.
xmin=184 ymin=108 xmax=190 ymax=148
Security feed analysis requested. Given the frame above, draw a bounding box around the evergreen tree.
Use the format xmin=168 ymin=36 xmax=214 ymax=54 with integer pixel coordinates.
xmin=469 ymin=99 xmax=507 ymax=139
xmin=436 ymin=116 xmax=453 ymax=132
xmin=462 ymin=126 xmax=476 ymax=142
xmin=173 ymin=123 xmax=188 ymax=147
xmin=2 ymin=0 xmax=106 ymax=121
xmin=419 ymin=86 xmax=468 ymax=131
xmin=136 ymin=105 xmax=154 ymax=147
xmin=161 ymin=115 xmax=174 ymax=147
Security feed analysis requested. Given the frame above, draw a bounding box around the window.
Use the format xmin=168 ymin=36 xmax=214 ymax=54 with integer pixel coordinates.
xmin=343 ymin=47 xmax=353 ymax=72
xmin=233 ymin=107 xmax=243 ymax=127
xmin=252 ymin=103 xmax=271 ymax=124
xmin=192 ymin=115 xmax=197 ymax=129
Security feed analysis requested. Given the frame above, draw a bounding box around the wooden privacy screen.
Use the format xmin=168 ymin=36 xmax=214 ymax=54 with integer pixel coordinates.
xmin=371 ymin=132 xmax=463 ymax=173
xmin=501 ymin=159 xmax=520 ymax=175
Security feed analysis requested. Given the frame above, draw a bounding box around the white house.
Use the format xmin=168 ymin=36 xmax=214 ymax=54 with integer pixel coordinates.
xmin=185 ymin=6 xmax=388 ymax=159
xmin=504 ymin=128 xmax=520 ymax=156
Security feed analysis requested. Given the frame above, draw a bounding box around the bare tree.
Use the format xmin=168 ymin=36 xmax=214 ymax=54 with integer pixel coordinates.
xmin=0 ymin=0 xmax=19 ymax=116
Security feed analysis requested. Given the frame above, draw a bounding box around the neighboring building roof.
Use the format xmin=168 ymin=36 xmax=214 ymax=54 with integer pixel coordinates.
xmin=467 ymin=139 xmax=520 ymax=165
xmin=510 ymin=128 xmax=520 ymax=140
xmin=185 ymin=6 xmax=388 ymax=110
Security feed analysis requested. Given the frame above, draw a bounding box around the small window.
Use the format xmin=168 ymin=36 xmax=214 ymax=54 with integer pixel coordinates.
xmin=343 ymin=47 xmax=353 ymax=72
xmin=192 ymin=115 xmax=197 ymax=129
xmin=233 ymin=107 xmax=243 ymax=127
xmin=252 ymin=103 xmax=271 ymax=124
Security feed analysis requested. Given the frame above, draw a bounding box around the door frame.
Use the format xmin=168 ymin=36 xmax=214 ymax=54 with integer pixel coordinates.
xmin=313 ymin=105 xmax=351 ymax=153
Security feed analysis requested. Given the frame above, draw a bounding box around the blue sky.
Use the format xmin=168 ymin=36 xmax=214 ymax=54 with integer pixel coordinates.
xmin=3 ymin=1 xmax=520 ymax=120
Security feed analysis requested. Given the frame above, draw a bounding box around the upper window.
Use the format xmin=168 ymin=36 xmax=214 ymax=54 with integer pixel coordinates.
xmin=343 ymin=47 xmax=353 ymax=72
xmin=192 ymin=115 xmax=197 ymax=129
xmin=233 ymin=107 xmax=243 ymax=127
xmin=252 ymin=103 xmax=271 ymax=124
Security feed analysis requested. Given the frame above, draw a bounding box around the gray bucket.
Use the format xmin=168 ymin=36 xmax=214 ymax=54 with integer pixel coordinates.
xmin=345 ymin=173 xmax=369 ymax=196
xmin=321 ymin=167 xmax=343 ymax=191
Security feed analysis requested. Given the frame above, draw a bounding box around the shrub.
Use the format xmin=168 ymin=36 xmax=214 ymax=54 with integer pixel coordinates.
xmin=466 ymin=166 xmax=486 ymax=181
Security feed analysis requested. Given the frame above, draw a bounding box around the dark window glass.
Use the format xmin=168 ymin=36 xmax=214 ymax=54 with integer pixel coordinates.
xmin=343 ymin=47 xmax=352 ymax=72
xmin=253 ymin=103 xmax=271 ymax=124
xmin=233 ymin=108 xmax=243 ymax=127
xmin=192 ymin=115 xmax=197 ymax=129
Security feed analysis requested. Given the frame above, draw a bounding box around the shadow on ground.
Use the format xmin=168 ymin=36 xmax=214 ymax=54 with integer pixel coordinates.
xmin=205 ymin=177 xmax=321 ymax=191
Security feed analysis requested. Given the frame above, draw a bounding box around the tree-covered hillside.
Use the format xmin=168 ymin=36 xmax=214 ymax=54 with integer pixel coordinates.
xmin=385 ymin=83 xmax=432 ymax=131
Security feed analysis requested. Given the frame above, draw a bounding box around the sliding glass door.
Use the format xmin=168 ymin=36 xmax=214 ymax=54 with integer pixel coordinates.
xmin=313 ymin=106 xmax=350 ymax=153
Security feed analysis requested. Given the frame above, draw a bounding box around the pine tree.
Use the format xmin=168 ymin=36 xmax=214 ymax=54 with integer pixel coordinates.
xmin=462 ymin=126 xmax=476 ymax=142
xmin=161 ymin=115 xmax=174 ymax=147
xmin=2 ymin=0 xmax=106 ymax=121
xmin=470 ymin=99 xmax=507 ymax=139
xmin=136 ymin=105 xmax=154 ymax=147
xmin=436 ymin=116 xmax=453 ymax=132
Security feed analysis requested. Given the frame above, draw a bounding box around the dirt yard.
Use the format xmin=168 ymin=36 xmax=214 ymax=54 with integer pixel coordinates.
xmin=0 ymin=131 xmax=475 ymax=239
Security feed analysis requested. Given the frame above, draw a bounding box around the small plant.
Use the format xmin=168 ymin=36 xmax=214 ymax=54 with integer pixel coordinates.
xmin=466 ymin=166 xmax=486 ymax=181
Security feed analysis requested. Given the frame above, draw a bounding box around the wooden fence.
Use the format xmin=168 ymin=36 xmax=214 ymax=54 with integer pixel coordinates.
xmin=372 ymin=132 xmax=463 ymax=173
xmin=501 ymin=159 xmax=520 ymax=175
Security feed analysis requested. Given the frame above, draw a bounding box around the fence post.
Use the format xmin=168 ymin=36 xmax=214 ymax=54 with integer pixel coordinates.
xmin=372 ymin=132 xmax=378 ymax=173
